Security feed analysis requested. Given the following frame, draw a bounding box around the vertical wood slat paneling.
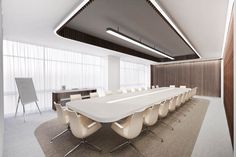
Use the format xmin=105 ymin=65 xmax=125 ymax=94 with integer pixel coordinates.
xmin=151 ymin=60 xmax=221 ymax=97
xmin=223 ymin=12 xmax=234 ymax=146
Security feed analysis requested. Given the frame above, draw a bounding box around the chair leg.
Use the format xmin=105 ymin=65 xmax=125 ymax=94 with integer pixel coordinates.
xmin=85 ymin=140 xmax=102 ymax=152
xmin=64 ymin=139 xmax=102 ymax=157
xmin=64 ymin=141 xmax=83 ymax=157
xmin=50 ymin=128 xmax=70 ymax=143
xmin=130 ymin=143 xmax=145 ymax=157
xmin=110 ymin=140 xmax=130 ymax=153
xmin=169 ymin=115 xmax=181 ymax=123
xmin=159 ymin=120 xmax=174 ymax=131
xmin=142 ymin=126 xmax=164 ymax=142
xmin=148 ymin=129 xmax=164 ymax=142
xmin=175 ymin=110 xmax=187 ymax=117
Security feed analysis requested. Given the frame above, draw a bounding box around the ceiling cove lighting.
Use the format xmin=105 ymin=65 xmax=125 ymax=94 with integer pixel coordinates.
xmin=106 ymin=28 xmax=174 ymax=60
xmin=148 ymin=0 xmax=201 ymax=58
xmin=54 ymin=0 xmax=90 ymax=34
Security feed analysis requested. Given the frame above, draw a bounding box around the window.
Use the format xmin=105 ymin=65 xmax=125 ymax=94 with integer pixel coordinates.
xmin=120 ymin=60 xmax=150 ymax=88
xmin=3 ymin=40 xmax=106 ymax=116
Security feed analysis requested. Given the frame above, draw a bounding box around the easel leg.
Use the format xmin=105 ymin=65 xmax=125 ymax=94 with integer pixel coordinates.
xmin=22 ymin=104 xmax=26 ymax=122
xmin=35 ymin=102 xmax=42 ymax=115
xmin=15 ymin=96 xmax=20 ymax=117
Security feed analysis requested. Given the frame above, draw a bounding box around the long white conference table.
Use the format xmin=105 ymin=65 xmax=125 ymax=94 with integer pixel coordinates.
xmin=67 ymin=87 xmax=190 ymax=123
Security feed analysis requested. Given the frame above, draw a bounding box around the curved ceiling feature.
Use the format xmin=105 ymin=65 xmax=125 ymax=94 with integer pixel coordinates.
xmin=56 ymin=0 xmax=200 ymax=62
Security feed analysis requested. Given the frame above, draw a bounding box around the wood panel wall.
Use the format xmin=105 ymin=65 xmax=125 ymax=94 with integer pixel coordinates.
xmin=151 ymin=59 xmax=221 ymax=97
xmin=223 ymin=11 xmax=234 ymax=146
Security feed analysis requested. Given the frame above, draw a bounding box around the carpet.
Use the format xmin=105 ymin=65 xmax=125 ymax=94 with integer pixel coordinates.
xmin=35 ymin=98 xmax=209 ymax=157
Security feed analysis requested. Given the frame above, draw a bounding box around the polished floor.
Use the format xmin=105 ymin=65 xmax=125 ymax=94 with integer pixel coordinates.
xmin=3 ymin=96 xmax=233 ymax=157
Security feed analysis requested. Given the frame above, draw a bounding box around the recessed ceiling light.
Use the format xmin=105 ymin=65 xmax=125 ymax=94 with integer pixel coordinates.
xmin=106 ymin=28 xmax=174 ymax=60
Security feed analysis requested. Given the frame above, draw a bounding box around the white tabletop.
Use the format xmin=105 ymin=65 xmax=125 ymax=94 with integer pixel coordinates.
xmin=67 ymin=87 xmax=190 ymax=123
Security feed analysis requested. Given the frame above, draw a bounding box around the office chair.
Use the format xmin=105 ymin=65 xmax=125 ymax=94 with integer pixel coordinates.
xmin=158 ymin=99 xmax=174 ymax=130
xmin=90 ymin=92 xmax=99 ymax=98
xmin=175 ymin=94 xmax=187 ymax=117
xmin=70 ymin=94 xmax=82 ymax=101
xmin=155 ymin=85 xmax=159 ymax=88
xmin=179 ymin=85 xmax=186 ymax=88
xmin=143 ymin=103 xmax=164 ymax=142
xmin=110 ymin=109 xmax=145 ymax=155
xmin=50 ymin=102 xmax=70 ymax=143
xmin=105 ymin=90 xmax=113 ymax=96
xmin=65 ymin=110 xmax=102 ymax=157
xmin=168 ymin=96 xmax=181 ymax=122
xmin=169 ymin=85 xmax=175 ymax=88
xmin=126 ymin=89 xmax=132 ymax=93
xmin=151 ymin=85 xmax=155 ymax=89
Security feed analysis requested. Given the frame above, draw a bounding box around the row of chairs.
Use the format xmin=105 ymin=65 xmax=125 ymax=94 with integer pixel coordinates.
xmin=52 ymin=87 xmax=197 ymax=156
xmin=70 ymin=85 xmax=188 ymax=101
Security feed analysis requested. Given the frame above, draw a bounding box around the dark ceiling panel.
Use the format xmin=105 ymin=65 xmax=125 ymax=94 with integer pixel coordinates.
xmin=57 ymin=0 xmax=199 ymax=62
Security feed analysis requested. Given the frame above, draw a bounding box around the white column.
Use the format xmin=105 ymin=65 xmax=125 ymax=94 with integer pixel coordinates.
xmin=0 ymin=0 xmax=3 ymax=156
xmin=107 ymin=56 xmax=120 ymax=91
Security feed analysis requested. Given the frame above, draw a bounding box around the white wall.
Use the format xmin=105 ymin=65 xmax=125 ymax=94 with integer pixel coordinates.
xmin=0 ymin=0 xmax=3 ymax=156
xmin=107 ymin=56 xmax=120 ymax=91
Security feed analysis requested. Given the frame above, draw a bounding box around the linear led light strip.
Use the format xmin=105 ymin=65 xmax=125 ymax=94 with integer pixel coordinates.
xmin=107 ymin=88 xmax=174 ymax=104
xmin=149 ymin=0 xmax=201 ymax=58
xmin=106 ymin=28 xmax=174 ymax=60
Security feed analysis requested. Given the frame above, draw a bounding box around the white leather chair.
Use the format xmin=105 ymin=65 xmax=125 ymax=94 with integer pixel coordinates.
xmin=158 ymin=99 xmax=174 ymax=130
xmin=65 ymin=110 xmax=102 ymax=157
xmin=175 ymin=94 xmax=187 ymax=117
xmin=151 ymin=85 xmax=155 ymax=89
xmin=126 ymin=89 xmax=132 ymax=93
xmin=70 ymin=94 xmax=82 ymax=101
xmin=110 ymin=110 xmax=145 ymax=154
xmin=143 ymin=104 xmax=164 ymax=142
xmin=179 ymin=85 xmax=186 ymax=88
xmin=155 ymin=85 xmax=159 ymax=88
xmin=50 ymin=102 xmax=70 ymax=143
xmin=105 ymin=90 xmax=113 ymax=96
xmin=90 ymin=92 xmax=99 ymax=98
xmin=169 ymin=85 xmax=175 ymax=88
xmin=117 ymin=89 xmax=123 ymax=94
xmin=168 ymin=96 xmax=181 ymax=122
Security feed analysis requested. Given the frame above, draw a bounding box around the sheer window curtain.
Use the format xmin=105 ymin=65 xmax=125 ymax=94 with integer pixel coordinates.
xmin=120 ymin=60 xmax=150 ymax=89
xmin=3 ymin=40 xmax=106 ymax=116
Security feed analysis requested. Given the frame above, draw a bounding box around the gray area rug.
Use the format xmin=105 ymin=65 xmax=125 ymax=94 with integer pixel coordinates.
xmin=35 ymin=98 xmax=209 ymax=157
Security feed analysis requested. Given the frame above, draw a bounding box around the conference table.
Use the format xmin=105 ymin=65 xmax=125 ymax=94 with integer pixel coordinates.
xmin=66 ymin=87 xmax=190 ymax=123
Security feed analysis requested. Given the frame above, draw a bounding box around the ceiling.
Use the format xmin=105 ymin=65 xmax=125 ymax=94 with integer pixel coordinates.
xmin=2 ymin=0 xmax=230 ymax=63
xmin=65 ymin=0 xmax=196 ymax=59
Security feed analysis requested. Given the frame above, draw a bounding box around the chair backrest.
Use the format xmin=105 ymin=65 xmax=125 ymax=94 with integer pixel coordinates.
xmin=90 ymin=92 xmax=99 ymax=98
xmin=180 ymin=85 xmax=186 ymax=88
xmin=54 ymin=102 xmax=68 ymax=124
xmin=169 ymin=96 xmax=178 ymax=112
xmin=155 ymin=85 xmax=159 ymax=88
xmin=117 ymin=89 xmax=123 ymax=94
xmin=175 ymin=94 xmax=182 ymax=107
xmin=151 ymin=85 xmax=155 ymax=89
xmin=125 ymin=111 xmax=144 ymax=139
xmin=158 ymin=100 xmax=170 ymax=117
xmin=70 ymin=94 xmax=82 ymax=101
xmin=105 ymin=90 xmax=113 ymax=96
xmin=170 ymin=85 xmax=175 ymax=88
xmin=181 ymin=92 xmax=188 ymax=103
xmin=126 ymin=89 xmax=132 ymax=93
xmin=144 ymin=104 xmax=159 ymax=126
xmin=67 ymin=110 xmax=91 ymax=138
